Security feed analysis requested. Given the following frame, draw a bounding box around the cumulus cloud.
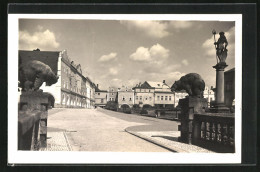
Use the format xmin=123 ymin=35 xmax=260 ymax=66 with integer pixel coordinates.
xmin=120 ymin=20 xmax=170 ymax=38
xmin=202 ymin=26 xmax=235 ymax=58
xmin=19 ymin=29 xmax=60 ymax=50
xmin=170 ymin=21 xmax=193 ymax=29
xmin=98 ymin=52 xmax=117 ymax=62
xmin=129 ymin=47 xmax=151 ymax=61
xmin=150 ymin=44 xmax=169 ymax=59
xmin=109 ymin=67 xmax=118 ymax=75
xmin=181 ymin=59 xmax=189 ymax=66
xmin=130 ymin=44 xmax=169 ymax=63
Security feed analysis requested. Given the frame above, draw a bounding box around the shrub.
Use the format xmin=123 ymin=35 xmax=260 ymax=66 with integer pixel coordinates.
xmin=105 ymin=101 xmax=117 ymax=111
xmin=133 ymin=104 xmax=140 ymax=109
xmin=140 ymin=109 xmax=148 ymax=114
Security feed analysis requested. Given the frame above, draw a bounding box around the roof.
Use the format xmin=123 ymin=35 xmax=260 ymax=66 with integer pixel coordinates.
xmin=146 ymin=81 xmax=170 ymax=89
xmin=95 ymin=85 xmax=107 ymax=92
xmin=19 ymin=50 xmax=60 ymax=75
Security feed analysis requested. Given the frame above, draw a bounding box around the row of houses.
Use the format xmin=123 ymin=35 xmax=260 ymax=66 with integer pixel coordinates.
xmin=95 ymin=80 xmax=215 ymax=109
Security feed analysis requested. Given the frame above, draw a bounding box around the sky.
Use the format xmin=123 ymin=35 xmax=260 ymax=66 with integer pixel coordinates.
xmin=19 ymin=19 xmax=235 ymax=90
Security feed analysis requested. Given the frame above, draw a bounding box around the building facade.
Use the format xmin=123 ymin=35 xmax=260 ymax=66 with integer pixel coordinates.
xmin=117 ymin=86 xmax=134 ymax=108
xmin=107 ymin=86 xmax=118 ymax=102
xmin=19 ymin=49 xmax=93 ymax=108
xmin=133 ymin=83 xmax=155 ymax=107
xmin=95 ymin=85 xmax=107 ymax=108
xmin=86 ymin=77 xmax=96 ymax=109
xmin=146 ymin=81 xmax=175 ymax=108
xmin=224 ymin=68 xmax=235 ymax=107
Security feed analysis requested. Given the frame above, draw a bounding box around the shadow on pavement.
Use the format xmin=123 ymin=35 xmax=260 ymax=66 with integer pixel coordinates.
xmin=151 ymin=135 xmax=179 ymax=142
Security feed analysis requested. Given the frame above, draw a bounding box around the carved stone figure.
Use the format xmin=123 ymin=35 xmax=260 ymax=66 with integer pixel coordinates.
xmin=171 ymin=73 xmax=205 ymax=98
xmin=19 ymin=60 xmax=59 ymax=91
xmin=214 ymin=31 xmax=228 ymax=63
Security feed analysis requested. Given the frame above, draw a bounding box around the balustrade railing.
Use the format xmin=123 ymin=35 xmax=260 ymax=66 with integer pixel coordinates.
xmin=193 ymin=113 xmax=235 ymax=153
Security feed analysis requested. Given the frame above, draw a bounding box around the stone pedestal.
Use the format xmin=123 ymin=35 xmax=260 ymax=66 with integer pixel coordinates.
xmin=178 ymin=97 xmax=208 ymax=144
xmin=19 ymin=90 xmax=49 ymax=148
xmin=212 ymin=62 xmax=230 ymax=113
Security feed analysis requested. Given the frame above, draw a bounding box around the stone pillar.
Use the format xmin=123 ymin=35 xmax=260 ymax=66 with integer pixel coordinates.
xmin=19 ymin=90 xmax=49 ymax=148
xmin=178 ymin=97 xmax=208 ymax=144
xmin=212 ymin=62 xmax=230 ymax=113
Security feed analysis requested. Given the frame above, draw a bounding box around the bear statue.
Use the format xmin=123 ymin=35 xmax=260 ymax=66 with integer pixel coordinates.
xmin=171 ymin=73 xmax=205 ymax=98
xmin=19 ymin=60 xmax=59 ymax=91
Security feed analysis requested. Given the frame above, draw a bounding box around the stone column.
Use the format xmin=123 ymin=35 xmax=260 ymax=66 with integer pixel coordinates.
xmin=212 ymin=62 xmax=230 ymax=112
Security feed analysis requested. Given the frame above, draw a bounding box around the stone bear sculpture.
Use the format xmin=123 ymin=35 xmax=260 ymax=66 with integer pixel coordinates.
xmin=171 ymin=73 xmax=205 ymax=98
xmin=19 ymin=60 xmax=59 ymax=91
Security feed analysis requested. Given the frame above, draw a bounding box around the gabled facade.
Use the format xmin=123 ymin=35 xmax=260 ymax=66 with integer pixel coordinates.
xmin=117 ymin=85 xmax=134 ymax=108
xmin=132 ymin=82 xmax=155 ymax=107
xmin=107 ymin=86 xmax=118 ymax=102
xmin=146 ymin=80 xmax=175 ymax=108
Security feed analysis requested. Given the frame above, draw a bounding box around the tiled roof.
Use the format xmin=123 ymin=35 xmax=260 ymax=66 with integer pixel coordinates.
xmin=146 ymin=81 xmax=170 ymax=89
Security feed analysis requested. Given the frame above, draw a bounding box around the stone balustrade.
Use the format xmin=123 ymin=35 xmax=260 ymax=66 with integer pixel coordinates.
xmin=192 ymin=113 xmax=235 ymax=153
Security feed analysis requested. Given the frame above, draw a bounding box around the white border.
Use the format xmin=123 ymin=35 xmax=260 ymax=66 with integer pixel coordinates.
xmin=8 ymin=14 xmax=242 ymax=164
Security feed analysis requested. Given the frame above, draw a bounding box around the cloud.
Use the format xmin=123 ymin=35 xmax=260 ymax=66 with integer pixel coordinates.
xmin=130 ymin=44 xmax=169 ymax=63
xmin=98 ymin=52 xmax=117 ymax=62
xmin=19 ymin=29 xmax=60 ymax=50
xmin=109 ymin=67 xmax=118 ymax=75
xmin=129 ymin=47 xmax=151 ymax=61
xmin=150 ymin=43 xmax=169 ymax=59
xmin=181 ymin=59 xmax=189 ymax=66
xmin=120 ymin=20 xmax=170 ymax=38
xmin=202 ymin=26 xmax=235 ymax=59
xmin=170 ymin=21 xmax=193 ymax=29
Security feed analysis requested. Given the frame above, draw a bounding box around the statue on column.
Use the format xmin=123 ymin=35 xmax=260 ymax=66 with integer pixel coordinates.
xmin=212 ymin=30 xmax=228 ymax=64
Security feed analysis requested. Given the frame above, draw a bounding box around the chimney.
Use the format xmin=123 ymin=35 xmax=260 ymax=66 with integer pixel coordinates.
xmin=97 ymin=84 xmax=99 ymax=88
xmin=163 ymin=80 xmax=165 ymax=84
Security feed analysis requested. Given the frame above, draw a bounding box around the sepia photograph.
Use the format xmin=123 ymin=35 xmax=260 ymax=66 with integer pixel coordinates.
xmin=8 ymin=14 xmax=242 ymax=164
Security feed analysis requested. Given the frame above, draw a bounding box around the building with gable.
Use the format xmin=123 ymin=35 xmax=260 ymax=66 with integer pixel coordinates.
xmin=132 ymin=82 xmax=155 ymax=107
xmin=146 ymin=80 xmax=175 ymax=108
xmin=117 ymin=85 xmax=134 ymax=108
xmin=107 ymin=86 xmax=118 ymax=102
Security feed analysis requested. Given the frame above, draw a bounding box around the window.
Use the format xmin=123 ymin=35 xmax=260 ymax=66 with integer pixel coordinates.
xmin=145 ymin=96 xmax=148 ymax=100
xmin=165 ymin=96 xmax=168 ymax=100
xmin=169 ymin=96 xmax=172 ymax=101
xmin=136 ymin=96 xmax=138 ymax=100
xmin=112 ymin=93 xmax=114 ymax=95
xmin=129 ymin=97 xmax=132 ymax=101
xmin=161 ymin=96 xmax=163 ymax=100
xmin=122 ymin=96 xmax=125 ymax=101
xmin=149 ymin=97 xmax=152 ymax=101
xmin=140 ymin=96 xmax=142 ymax=100
xmin=157 ymin=96 xmax=160 ymax=100
xmin=101 ymin=99 xmax=104 ymax=103
xmin=98 ymin=93 xmax=100 ymax=95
